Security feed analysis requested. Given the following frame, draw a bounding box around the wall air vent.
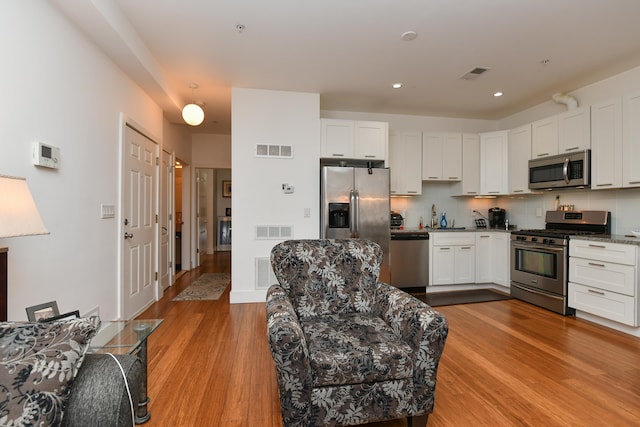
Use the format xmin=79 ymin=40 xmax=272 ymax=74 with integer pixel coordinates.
xmin=255 ymin=225 xmax=294 ymax=240
xmin=460 ymin=66 xmax=491 ymax=80
xmin=256 ymin=144 xmax=293 ymax=158
xmin=255 ymin=257 xmax=278 ymax=290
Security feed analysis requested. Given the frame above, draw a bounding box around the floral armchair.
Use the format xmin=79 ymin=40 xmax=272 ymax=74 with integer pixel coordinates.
xmin=266 ymin=239 xmax=448 ymax=427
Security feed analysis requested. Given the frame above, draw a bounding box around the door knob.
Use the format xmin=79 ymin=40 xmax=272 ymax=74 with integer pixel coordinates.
xmin=124 ymin=232 xmax=134 ymax=239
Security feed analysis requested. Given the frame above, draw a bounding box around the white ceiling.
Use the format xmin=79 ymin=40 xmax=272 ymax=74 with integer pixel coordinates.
xmin=53 ymin=0 xmax=640 ymax=134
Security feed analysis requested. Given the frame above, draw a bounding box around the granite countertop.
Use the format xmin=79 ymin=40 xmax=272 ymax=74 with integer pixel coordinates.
xmin=392 ymin=227 xmax=512 ymax=233
xmin=570 ymin=234 xmax=640 ymax=246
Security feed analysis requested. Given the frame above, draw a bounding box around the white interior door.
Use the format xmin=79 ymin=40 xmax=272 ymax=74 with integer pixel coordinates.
xmin=160 ymin=150 xmax=174 ymax=290
xmin=196 ymin=169 xmax=208 ymax=266
xmin=122 ymin=124 xmax=157 ymax=320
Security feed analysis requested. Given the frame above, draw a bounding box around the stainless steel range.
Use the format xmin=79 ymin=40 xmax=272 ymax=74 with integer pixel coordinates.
xmin=510 ymin=210 xmax=611 ymax=315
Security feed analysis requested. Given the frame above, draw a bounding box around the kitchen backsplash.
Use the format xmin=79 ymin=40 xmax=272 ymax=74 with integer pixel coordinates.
xmin=391 ymin=181 xmax=640 ymax=234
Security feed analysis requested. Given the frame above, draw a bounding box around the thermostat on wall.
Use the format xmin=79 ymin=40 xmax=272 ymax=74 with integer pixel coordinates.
xmin=32 ymin=142 xmax=60 ymax=169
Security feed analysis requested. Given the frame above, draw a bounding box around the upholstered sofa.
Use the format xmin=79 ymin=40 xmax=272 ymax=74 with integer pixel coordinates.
xmin=0 ymin=317 xmax=143 ymax=427
xmin=267 ymin=239 xmax=448 ymax=426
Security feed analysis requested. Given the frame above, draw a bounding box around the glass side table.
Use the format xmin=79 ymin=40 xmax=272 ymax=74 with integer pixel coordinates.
xmin=88 ymin=319 xmax=163 ymax=424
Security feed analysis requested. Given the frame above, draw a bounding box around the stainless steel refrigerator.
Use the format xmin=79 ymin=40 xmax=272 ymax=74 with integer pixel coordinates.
xmin=321 ymin=166 xmax=390 ymax=282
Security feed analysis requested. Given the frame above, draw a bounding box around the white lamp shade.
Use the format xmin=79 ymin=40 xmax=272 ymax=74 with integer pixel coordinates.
xmin=182 ymin=103 xmax=205 ymax=126
xmin=0 ymin=175 xmax=49 ymax=238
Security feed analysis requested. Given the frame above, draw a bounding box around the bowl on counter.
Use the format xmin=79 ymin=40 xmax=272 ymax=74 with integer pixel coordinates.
xmin=630 ymin=230 xmax=640 ymax=237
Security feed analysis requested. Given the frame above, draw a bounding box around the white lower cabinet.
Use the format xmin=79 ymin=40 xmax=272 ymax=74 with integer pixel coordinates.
xmin=430 ymin=232 xmax=475 ymax=285
xmin=569 ymin=239 xmax=639 ymax=327
xmin=475 ymin=232 xmax=510 ymax=287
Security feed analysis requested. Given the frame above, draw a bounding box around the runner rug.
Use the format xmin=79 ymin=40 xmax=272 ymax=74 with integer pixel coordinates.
xmin=412 ymin=289 xmax=512 ymax=307
xmin=172 ymin=273 xmax=230 ymax=301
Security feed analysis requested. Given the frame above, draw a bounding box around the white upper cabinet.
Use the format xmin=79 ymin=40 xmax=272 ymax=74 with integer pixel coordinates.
xmin=558 ymin=106 xmax=591 ymax=154
xmin=422 ymin=133 xmax=462 ymax=181
xmin=320 ymin=119 xmax=388 ymax=161
xmin=508 ymin=124 xmax=532 ymax=194
xmin=591 ymin=97 xmax=623 ymax=189
xmin=480 ymin=130 xmax=509 ymax=195
xmin=531 ymin=106 xmax=591 ymax=159
xmin=456 ymin=133 xmax=481 ymax=196
xmin=531 ymin=116 xmax=558 ymax=159
xmin=354 ymin=121 xmax=388 ymax=160
xmin=623 ymin=89 xmax=640 ymax=188
xmin=321 ymin=119 xmax=354 ymax=158
xmin=389 ymin=131 xmax=422 ymax=195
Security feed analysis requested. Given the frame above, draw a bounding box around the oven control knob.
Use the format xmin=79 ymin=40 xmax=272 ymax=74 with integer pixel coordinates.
xmin=531 ymin=237 xmax=538 ymax=242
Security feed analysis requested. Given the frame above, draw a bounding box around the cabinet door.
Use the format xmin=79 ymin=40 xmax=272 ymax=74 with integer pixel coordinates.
xmin=321 ymin=119 xmax=354 ymax=158
xmin=442 ymin=133 xmax=462 ymax=180
xmin=475 ymin=233 xmax=493 ymax=282
xmin=455 ymin=245 xmax=476 ymax=284
xmin=480 ymin=131 xmax=509 ymax=195
xmin=422 ymin=133 xmax=444 ymax=180
xmin=623 ymin=89 xmax=640 ymax=187
xmin=492 ymin=232 xmax=510 ymax=287
xmin=591 ymin=97 xmax=622 ymax=189
xmin=508 ymin=124 xmax=532 ymax=194
xmin=532 ymin=116 xmax=558 ymax=158
xmin=558 ymin=106 xmax=591 ymax=153
xmin=457 ymin=133 xmax=480 ymax=195
xmin=389 ymin=131 xmax=422 ymax=195
xmin=354 ymin=121 xmax=388 ymax=160
xmin=432 ymin=246 xmax=455 ymax=285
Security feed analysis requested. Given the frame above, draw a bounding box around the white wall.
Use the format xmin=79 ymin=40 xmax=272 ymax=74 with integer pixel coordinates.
xmin=192 ymin=134 xmax=232 ymax=169
xmin=231 ymin=88 xmax=320 ymax=303
xmin=321 ymin=110 xmax=498 ymax=133
xmin=0 ymin=2 xmax=164 ymax=321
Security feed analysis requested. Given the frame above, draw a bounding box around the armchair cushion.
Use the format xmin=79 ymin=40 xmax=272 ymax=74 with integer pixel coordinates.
xmin=302 ymin=312 xmax=413 ymax=387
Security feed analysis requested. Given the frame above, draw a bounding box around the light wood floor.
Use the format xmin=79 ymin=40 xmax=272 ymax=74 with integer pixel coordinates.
xmin=139 ymin=252 xmax=640 ymax=426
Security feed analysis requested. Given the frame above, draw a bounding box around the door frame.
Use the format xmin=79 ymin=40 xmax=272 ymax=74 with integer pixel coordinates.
xmin=118 ymin=114 xmax=161 ymax=320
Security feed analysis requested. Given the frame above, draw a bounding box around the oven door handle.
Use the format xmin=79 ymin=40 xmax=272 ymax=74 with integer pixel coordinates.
xmin=512 ymin=243 xmax=565 ymax=253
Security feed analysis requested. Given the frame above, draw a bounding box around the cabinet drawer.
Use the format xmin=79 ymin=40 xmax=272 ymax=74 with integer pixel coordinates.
xmin=569 ymin=240 xmax=637 ymax=265
xmin=431 ymin=233 xmax=475 ymax=246
xmin=568 ymin=282 xmax=637 ymax=326
xmin=569 ymin=257 xmax=636 ymax=296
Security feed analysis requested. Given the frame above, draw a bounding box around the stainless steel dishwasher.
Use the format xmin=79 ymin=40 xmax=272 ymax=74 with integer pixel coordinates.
xmin=390 ymin=231 xmax=429 ymax=289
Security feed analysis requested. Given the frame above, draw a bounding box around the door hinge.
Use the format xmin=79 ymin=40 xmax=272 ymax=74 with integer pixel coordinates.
xmin=156 ymin=157 xmax=159 ymax=166
xmin=155 ymin=214 xmax=158 ymax=223
xmin=155 ymin=272 xmax=158 ymax=281
xmin=169 ymin=261 xmax=173 ymax=268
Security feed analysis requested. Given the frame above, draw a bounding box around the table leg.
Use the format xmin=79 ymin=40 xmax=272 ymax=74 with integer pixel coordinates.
xmin=135 ymin=338 xmax=151 ymax=424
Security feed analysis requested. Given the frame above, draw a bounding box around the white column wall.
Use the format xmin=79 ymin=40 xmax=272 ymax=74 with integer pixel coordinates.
xmin=230 ymin=88 xmax=320 ymax=303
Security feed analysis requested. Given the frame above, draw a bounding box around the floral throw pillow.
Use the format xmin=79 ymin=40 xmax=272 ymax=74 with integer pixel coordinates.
xmin=0 ymin=316 xmax=100 ymax=427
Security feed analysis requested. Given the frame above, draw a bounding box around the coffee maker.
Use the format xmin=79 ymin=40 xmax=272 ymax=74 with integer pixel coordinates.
xmin=488 ymin=207 xmax=506 ymax=228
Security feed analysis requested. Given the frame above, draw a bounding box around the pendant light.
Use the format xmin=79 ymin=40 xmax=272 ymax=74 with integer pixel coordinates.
xmin=182 ymin=83 xmax=205 ymax=126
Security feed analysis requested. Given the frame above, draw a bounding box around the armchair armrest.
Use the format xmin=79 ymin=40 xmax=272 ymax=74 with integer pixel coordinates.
xmin=374 ymin=282 xmax=448 ymax=414
xmin=266 ymin=284 xmax=313 ymax=425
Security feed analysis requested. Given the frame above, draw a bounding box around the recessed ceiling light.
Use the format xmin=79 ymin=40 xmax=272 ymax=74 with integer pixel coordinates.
xmin=494 ymin=91 xmax=503 ymax=97
xmin=392 ymin=83 xmax=403 ymax=89
xmin=401 ymin=31 xmax=418 ymax=41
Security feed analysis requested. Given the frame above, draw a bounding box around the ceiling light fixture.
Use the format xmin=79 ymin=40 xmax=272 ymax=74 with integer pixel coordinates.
xmin=494 ymin=91 xmax=503 ymax=97
xmin=401 ymin=31 xmax=418 ymax=41
xmin=182 ymin=83 xmax=205 ymax=126
xmin=392 ymin=83 xmax=403 ymax=89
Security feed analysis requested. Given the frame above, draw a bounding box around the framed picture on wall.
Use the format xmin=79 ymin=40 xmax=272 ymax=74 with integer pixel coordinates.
xmin=222 ymin=180 xmax=231 ymax=198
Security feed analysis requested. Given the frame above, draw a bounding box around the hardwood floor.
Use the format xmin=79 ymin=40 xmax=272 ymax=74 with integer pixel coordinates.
xmin=138 ymin=252 xmax=640 ymax=426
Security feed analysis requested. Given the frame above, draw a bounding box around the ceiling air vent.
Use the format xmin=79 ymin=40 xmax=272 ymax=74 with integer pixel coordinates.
xmin=460 ymin=66 xmax=491 ymax=80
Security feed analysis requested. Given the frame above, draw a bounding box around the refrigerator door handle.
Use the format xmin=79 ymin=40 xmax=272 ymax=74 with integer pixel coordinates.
xmin=350 ymin=190 xmax=360 ymax=238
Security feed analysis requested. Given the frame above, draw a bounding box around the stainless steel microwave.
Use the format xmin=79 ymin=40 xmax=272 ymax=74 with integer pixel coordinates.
xmin=528 ymin=149 xmax=590 ymax=190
